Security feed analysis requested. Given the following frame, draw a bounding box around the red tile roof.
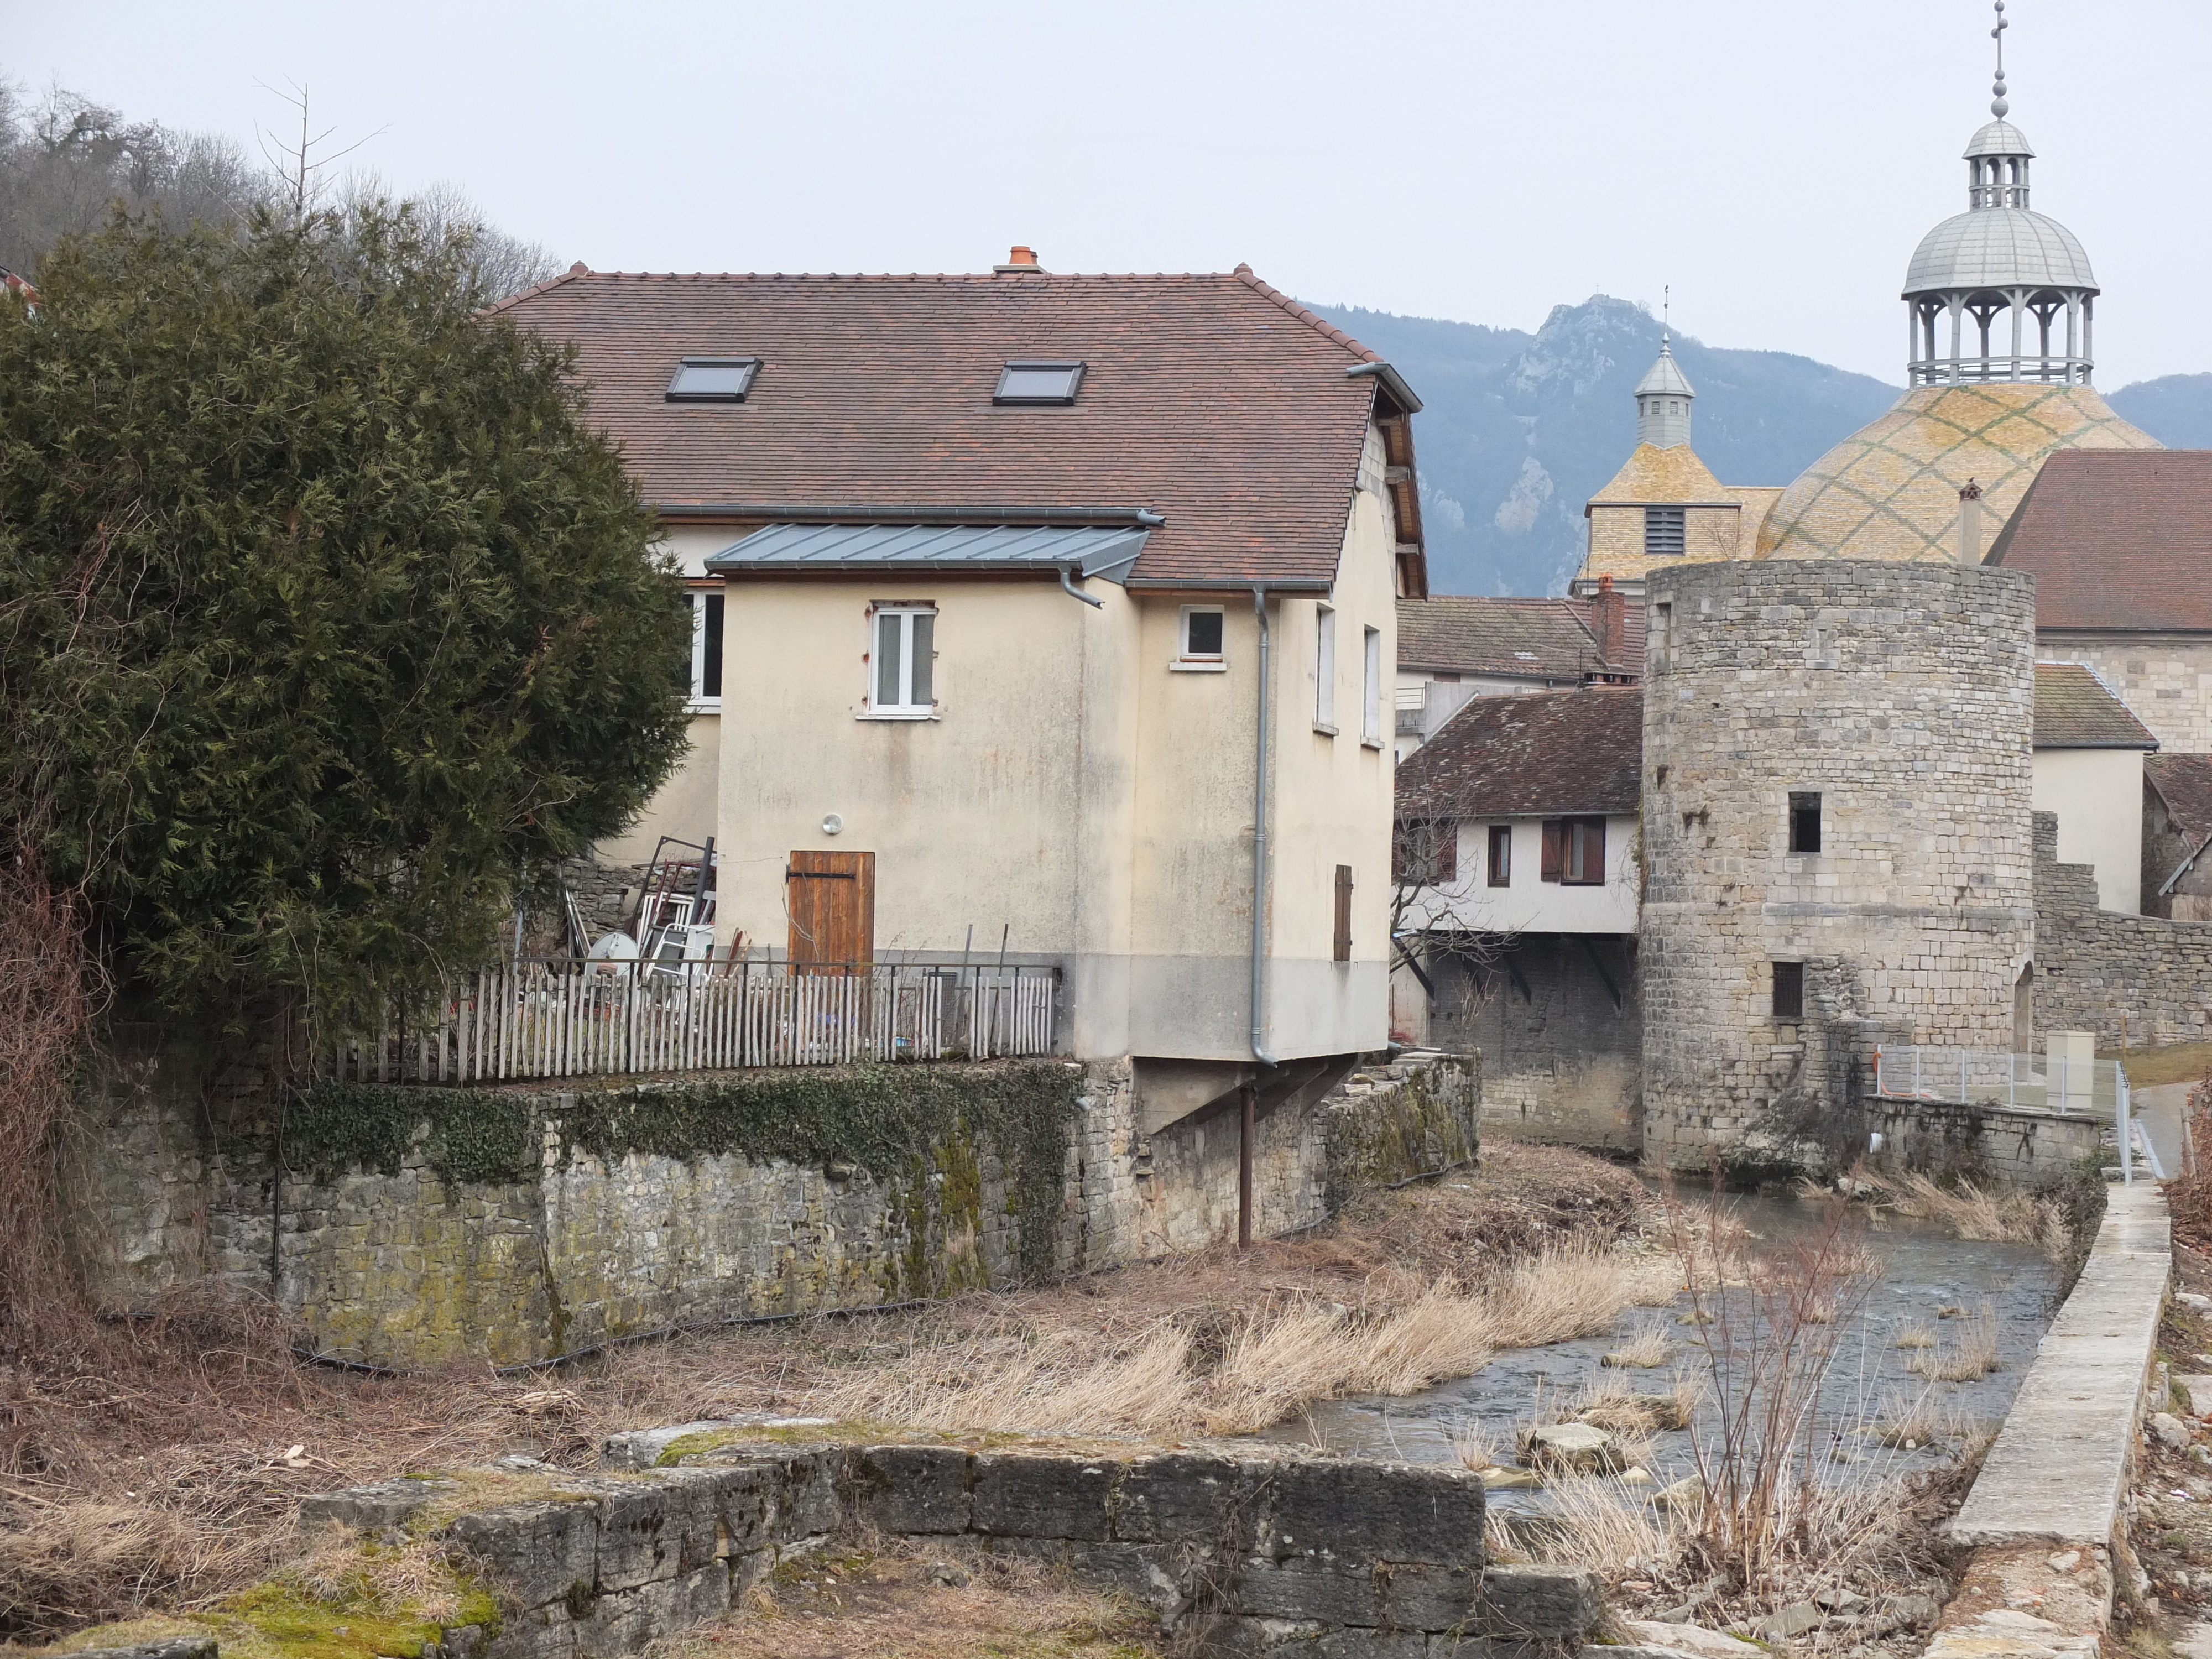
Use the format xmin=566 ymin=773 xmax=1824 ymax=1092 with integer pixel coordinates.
xmin=1396 ymin=687 xmax=1644 ymax=819
xmin=2147 ymin=753 xmax=2212 ymax=849
xmin=2032 ymin=662 xmax=2158 ymax=749
xmin=1397 ymin=595 xmax=1645 ymax=680
xmin=492 ymin=265 xmax=1418 ymax=590
xmin=1985 ymin=450 xmax=2212 ymax=631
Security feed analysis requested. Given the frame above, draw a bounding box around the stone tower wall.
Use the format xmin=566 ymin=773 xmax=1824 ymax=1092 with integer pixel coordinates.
xmin=1640 ymin=560 xmax=2036 ymax=1171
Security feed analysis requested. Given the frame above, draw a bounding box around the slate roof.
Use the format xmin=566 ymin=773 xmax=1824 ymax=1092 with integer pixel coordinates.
xmin=2147 ymin=754 xmax=2212 ymax=849
xmin=1986 ymin=450 xmax=2212 ymax=631
xmin=492 ymin=265 xmax=1421 ymax=591
xmin=1397 ymin=596 xmax=1645 ymax=680
xmin=2032 ymin=662 xmax=2158 ymax=749
xmin=1396 ymin=687 xmax=1644 ymax=819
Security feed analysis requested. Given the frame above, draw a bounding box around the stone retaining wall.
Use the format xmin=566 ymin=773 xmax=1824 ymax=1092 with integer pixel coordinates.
xmin=67 ymin=1040 xmax=1478 ymax=1369
xmin=1866 ymin=1096 xmax=2106 ymax=1186
xmin=2033 ymin=813 xmax=2212 ymax=1048
xmin=290 ymin=1436 xmax=1598 ymax=1659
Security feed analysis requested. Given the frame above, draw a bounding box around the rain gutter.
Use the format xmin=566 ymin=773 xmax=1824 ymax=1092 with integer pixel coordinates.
xmin=1250 ymin=585 xmax=1275 ymax=1065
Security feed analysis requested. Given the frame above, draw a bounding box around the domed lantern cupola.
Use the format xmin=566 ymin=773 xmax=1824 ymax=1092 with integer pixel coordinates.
xmin=1905 ymin=1 xmax=2099 ymax=387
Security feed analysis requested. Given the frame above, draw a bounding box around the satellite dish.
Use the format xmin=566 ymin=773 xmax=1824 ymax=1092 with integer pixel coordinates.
xmin=587 ymin=931 xmax=640 ymax=962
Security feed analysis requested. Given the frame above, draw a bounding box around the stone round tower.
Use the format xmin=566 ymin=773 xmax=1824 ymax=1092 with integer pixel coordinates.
xmin=1639 ymin=560 xmax=2036 ymax=1171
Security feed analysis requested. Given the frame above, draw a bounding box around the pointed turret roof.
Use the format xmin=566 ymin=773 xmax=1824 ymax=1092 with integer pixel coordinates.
xmin=1633 ymin=341 xmax=1694 ymax=400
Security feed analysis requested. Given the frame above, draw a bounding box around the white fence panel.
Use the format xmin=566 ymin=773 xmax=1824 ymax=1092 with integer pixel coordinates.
xmin=330 ymin=961 xmax=1057 ymax=1083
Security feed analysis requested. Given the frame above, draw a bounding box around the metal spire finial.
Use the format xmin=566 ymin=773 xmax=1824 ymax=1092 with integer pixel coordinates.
xmin=1990 ymin=0 xmax=2011 ymax=118
xmin=1662 ymin=285 xmax=1670 ymax=349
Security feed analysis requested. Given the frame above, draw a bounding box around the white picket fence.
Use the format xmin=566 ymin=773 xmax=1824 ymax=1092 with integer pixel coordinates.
xmin=329 ymin=960 xmax=1058 ymax=1084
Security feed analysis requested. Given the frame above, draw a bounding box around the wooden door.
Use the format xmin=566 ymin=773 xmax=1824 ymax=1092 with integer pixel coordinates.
xmin=786 ymin=851 xmax=875 ymax=971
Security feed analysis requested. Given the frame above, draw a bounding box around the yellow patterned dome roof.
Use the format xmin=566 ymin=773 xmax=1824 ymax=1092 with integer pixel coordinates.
xmin=1755 ymin=382 xmax=2159 ymax=562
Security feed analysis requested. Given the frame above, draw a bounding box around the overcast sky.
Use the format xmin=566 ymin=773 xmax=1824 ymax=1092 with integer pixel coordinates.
xmin=8 ymin=0 xmax=2201 ymax=389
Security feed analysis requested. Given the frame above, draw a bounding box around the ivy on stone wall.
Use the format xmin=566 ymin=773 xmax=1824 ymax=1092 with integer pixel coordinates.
xmin=284 ymin=1061 xmax=1083 ymax=1281
xmin=282 ymin=1081 xmax=540 ymax=1187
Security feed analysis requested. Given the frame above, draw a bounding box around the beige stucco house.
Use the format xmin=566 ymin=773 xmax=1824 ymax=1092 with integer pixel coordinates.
xmin=497 ymin=252 xmax=1428 ymax=1109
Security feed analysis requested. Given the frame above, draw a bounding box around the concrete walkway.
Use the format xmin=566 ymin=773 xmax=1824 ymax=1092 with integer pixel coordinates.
xmin=2133 ymin=1081 xmax=2195 ymax=1178
xmin=1949 ymin=1182 xmax=2170 ymax=1550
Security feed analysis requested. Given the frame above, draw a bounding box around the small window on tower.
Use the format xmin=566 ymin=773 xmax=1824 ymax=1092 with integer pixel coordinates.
xmin=1772 ymin=961 xmax=1805 ymax=1020
xmin=1645 ymin=506 xmax=1686 ymax=557
xmin=1789 ymin=791 xmax=1822 ymax=854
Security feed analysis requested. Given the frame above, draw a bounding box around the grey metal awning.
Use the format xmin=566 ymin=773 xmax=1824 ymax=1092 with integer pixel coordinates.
xmin=705 ymin=521 xmax=1149 ymax=582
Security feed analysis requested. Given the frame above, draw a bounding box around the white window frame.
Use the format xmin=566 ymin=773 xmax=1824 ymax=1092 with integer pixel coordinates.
xmin=864 ymin=604 xmax=937 ymax=719
xmin=1361 ymin=625 xmax=1383 ymax=747
xmin=1314 ymin=603 xmax=1337 ymax=733
xmin=1172 ymin=604 xmax=1228 ymax=672
xmin=688 ymin=589 xmax=724 ymax=712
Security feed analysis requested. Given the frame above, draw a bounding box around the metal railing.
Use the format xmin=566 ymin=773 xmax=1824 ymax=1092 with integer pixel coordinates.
xmin=328 ymin=959 xmax=1060 ymax=1084
xmin=1870 ymin=1045 xmax=2128 ymax=1115
xmin=1870 ymin=1044 xmax=2161 ymax=1184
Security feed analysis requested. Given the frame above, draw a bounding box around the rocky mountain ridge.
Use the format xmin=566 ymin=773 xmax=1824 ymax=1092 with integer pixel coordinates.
xmin=1315 ymin=296 xmax=2208 ymax=596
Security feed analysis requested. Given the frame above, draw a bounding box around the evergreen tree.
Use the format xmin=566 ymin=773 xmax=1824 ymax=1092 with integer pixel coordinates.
xmin=0 ymin=206 xmax=692 ymax=1037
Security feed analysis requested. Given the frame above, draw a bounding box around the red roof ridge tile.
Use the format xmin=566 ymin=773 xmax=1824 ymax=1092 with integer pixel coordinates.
xmin=1232 ymin=265 xmax=1381 ymax=364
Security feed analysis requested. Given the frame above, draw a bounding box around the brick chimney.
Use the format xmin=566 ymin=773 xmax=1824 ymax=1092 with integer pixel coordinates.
xmin=1590 ymin=573 xmax=1626 ymax=669
xmin=994 ymin=245 xmax=1045 ymax=274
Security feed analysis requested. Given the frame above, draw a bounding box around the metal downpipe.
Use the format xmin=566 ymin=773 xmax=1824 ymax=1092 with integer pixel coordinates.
xmin=1250 ymin=586 xmax=1274 ymax=1065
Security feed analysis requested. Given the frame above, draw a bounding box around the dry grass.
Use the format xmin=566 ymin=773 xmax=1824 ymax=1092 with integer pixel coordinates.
xmin=1490 ymin=1473 xmax=1683 ymax=1582
xmin=1569 ymin=1370 xmax=1700 ymax=1437
xmin=810 ymin=1241 xmax=1680 ymax=1439
xmin=1601 ymin=1325 xmax=1673 ymax=1369
xmin=1893 ymin=1319 xmax=1938 ymax=1350
xmin=667 ymin=1540 xmax=1160 ymax=1659
xmin=1905 ymin=1306 xmax=2001 ymax=1383
xmin=0 ymin=1141 xmax=1658 ymax=1644
xmin=1446 ymin=1417 xmax=1507 ymax=1474
xmin=283 ymin=1521 xmax=472 ymax=1626
xmin=1865 ymin=1171 xmax=2072 ymax=1260
xmin=1870 ymin=1390 xmax=1987 ymax=1453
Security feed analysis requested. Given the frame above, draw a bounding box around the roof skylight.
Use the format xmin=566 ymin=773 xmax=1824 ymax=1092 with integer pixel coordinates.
xmin=994 ymin=360 xmax=1086 ymax=406
xmin=666 ymin=358 xmax=761 ymax=402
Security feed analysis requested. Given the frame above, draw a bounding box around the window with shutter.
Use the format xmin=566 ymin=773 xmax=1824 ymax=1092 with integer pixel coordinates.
xmin=1333 ymin=865 xmax=1353 ymax=962
xmin=1540 ymin=820 xmax=1564 ymax=882
xmin=1563 ymin=817 xmax=1607 ymax=885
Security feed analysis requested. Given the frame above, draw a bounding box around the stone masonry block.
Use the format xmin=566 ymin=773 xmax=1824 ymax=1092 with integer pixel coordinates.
xmin=1065 ymin=1540 xmax=1188 ymax=1615
xmin=1236 ymin=1558 xmax=1384 ymax=1626
xmin=300 ymin=1476 xmax=455 ymax=1533
xmin=482 ymin=1598 xmax=576 ymax=1659
xmin=1117 ymin=1453 xmax=1252 ymax=1545
xmin=771 ymin=1449 xmax=842 ymax=1540
xmin=971 ymin=1452 xmax=1116 ymax=1541
xmin=852 ymin=1444 xmax=972 ymax=1533
xmin=699 ymin=1462 xmax=778 ymax=1558
xmin=69 ymin=1642 xmax=221 ymax=1659
xmin=448 ymin=1501 xmax=600 ymax=1613
xmin=1255 ymin=1624 xmax=1428 ymax=1659
xmin=592 ymin=1478 xmax=703 ymax=1592
xmin=573 ymin=1573 xmax=681 ymax=1659
xmin=1259 ymin=1461 xmax=1484 ymax=1568
xmin=1374 ymin=1562 xmax=1483 ymax=1631
xmin=1473 ymin=1564 xmax=1603 ymax=1640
